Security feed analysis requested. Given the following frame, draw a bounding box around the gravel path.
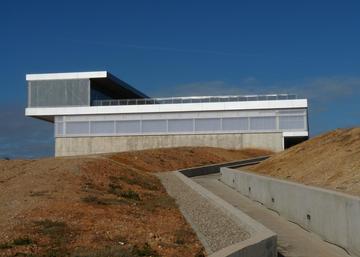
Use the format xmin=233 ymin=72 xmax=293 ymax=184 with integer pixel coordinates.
xmin=157 ymin=172 xmax=250 ymax=254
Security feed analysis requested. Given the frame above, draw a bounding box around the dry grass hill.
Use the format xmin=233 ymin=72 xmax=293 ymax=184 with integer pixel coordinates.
xmin=249 ymin=127 xmax=360 ymax=196
xmin=0 ymin=147 xmax=270 ymax=257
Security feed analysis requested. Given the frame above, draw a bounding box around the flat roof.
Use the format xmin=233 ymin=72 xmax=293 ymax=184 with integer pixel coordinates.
xmin=26 ymin=71 xmax=108 ymax=81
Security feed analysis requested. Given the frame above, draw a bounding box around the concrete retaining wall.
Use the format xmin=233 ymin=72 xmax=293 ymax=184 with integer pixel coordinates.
xmin=220 ymin=168 xmax=360 ymax=257
xmin=179 ymin=156 xmax=269 ymax=177
xmin=55 ymin=132 xmax=283 ymax=156
xmin=174 ymin=172 xmax=277 ymax=257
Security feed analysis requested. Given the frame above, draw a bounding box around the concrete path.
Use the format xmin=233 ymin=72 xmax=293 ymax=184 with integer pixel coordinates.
xmin=193 ymin=174 xmax=350 ymax=257
xmin=157 ymin=172 xmax=250 ymax=254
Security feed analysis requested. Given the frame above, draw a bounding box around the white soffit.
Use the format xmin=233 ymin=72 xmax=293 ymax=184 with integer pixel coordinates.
xmin=26 ymin=71 xmax=108 ymax=81
xmin=283 ymin=131 xmax=309 ymax=137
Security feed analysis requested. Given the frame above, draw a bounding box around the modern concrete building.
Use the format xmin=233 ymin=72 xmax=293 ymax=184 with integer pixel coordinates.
xmin=25 ymin=71 xmax=309 ymax=156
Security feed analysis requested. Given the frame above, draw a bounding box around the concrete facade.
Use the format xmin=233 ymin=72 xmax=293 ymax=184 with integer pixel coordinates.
xmin=220 ymin=168 xmax=360 ymax=257
xmin=55 ymin=132 xmax=283 ymax=156
xmin=25 ymin=71 xmax=309 ymax=156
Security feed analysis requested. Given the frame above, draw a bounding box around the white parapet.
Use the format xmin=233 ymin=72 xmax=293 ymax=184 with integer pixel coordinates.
xmin=26 ymin=99 xmax=308 ymax=117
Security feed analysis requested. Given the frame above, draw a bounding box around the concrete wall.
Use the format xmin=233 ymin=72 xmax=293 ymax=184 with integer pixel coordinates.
xmin=179 ymin=156 xmax=269 ymax=177
xmin=220 ymin=168 xmax=360 ymax=257
xmin=55 ymin=132 xmax=283 ymax=157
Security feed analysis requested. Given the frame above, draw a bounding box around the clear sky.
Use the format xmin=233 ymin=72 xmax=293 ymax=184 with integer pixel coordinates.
xmin=1 ymin=0 xmax=359 ymax=158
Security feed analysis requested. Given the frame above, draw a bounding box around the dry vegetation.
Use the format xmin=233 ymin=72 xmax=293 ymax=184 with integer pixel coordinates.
xmin=248 ymin=128 xmax=360 ymax=196
xmin=0 ymin=147 xmax=270 ymax=257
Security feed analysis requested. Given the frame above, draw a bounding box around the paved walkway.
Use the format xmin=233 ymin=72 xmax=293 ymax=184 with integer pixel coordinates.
xmin=192 ymin=173 xmax=350 ymax=257
xmin=157 ymin=172 xmax=250 ymax=254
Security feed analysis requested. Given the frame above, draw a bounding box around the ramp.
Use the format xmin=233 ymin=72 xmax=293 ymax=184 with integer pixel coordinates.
xmin=193 ymin=173 xmax=349 ymax=257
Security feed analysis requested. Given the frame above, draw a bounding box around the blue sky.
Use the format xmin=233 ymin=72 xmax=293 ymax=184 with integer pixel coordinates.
xmin=1 ymin=0 xmax=360 ymax=158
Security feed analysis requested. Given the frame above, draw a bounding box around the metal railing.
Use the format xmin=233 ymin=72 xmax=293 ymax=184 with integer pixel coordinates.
xmin=92 ymin=94 xmax=297 ymax=106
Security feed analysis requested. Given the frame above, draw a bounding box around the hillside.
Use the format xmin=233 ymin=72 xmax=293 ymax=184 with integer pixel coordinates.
xmin=0 ymin=147 xmax=271 ymax=257
xmin=248 ymin=128 xmax=360 ymax=196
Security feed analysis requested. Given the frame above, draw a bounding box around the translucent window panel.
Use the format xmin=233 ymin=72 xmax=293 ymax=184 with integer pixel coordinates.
xmin=279 ymin=116 xmax=305 ymax=130
xmin=250 ymin=116 xmax=276 ymax=130
xmin=90 ymin=121 xmax=115 ymax=134
xmin=168 ymin=119 xmax=193 ymax=133
xmin=55 ymin=122 xmax=64 ymax=136
xmin=65 ymin=122 xmax=89 ymax=135
xmin=142 ymin=120 xmax=167 ymax=133
xmin=28 ymin=79 xmax=89 ymax=107
xmin=55 ymin=116 xmax=64 ymax=122
xmin=278 ymin=109 xmax=306 ymax=115
xmin=222 ymin=117 xmax=249 ymax=131
xmin=195 ymin=118 xmax=221 ymax=132
xmin=116 ymin=120 xmax=141 ymax=134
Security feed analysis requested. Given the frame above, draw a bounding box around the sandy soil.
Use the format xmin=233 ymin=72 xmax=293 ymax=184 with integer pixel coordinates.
xmin=0 ymin=147 xmax=270 ymax=257
xmin=248 ymin=128 xmax=360 ymax=196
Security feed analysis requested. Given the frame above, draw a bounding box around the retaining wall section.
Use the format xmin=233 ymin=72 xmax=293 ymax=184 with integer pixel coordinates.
xmin=174 ymin=171 xmax=277 ymax=257
xmin=179 ymin=156 xmax=269 ymax=177
xmin=55 ymin=132 xmax=283 ymax=156
xmin=220 ymin=168 xmax=360 ymax=257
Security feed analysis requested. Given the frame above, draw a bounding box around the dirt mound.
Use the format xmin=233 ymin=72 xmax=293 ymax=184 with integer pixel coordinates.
xmin=0 ymin=147 xmax=270 ymax=257
xmin=248 ymin=128 xmax=360 ymax=196
xmin=108 ymin=147 xmax=272 ymax=173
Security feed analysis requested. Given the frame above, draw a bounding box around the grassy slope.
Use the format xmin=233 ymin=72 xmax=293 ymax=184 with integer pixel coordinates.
xmin=248 ymin=128 xmax=360 ymax=196
xmin=0 ymin=147 xmax=271 ymax=257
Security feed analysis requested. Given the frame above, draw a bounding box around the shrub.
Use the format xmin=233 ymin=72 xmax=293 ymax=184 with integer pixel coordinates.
xmin=82 ymin=195 xmax=127 ymax=205
xmin=82 ymin=195 xmax=109 ymax=205
xmin=133 ymin=243 xmax=160 ymax=257
xmin=13 ymin=237 xmax=33 ymax=246
xmin=121 ymin=176 xmax=159 ymax=191
xmin=107 ymin=182 xmax=123 ymax=196
xmin=174 ymin=229 xmax=190 ymax=245
xmin=120 ymin=190 xmax=140 ymax=201
xmin=0 ymin=236 xmax=33 ymax=250
xmin=0 ymin=242 xmax=12 ymax=249
xmin=142 ymin=195 xmax=176 ymax=212
xmin=34 ymin=219 xmax=69 ymax=247
xmin=33 ymin=220 xmax=71 ymax=256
